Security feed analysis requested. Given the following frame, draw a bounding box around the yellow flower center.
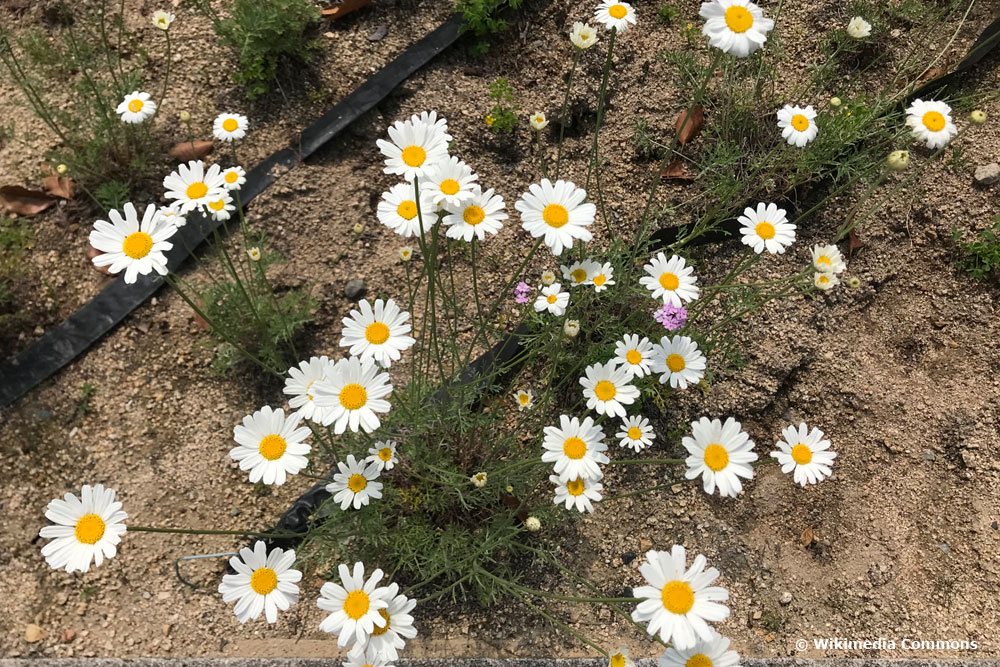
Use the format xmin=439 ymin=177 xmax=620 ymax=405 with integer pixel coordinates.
xmin=225 ymin=171 xmax=239 ymax=183
xmin=365 ymin=322 xmax=390 ymax=345
xmin=378 ymin=447 xmax=393 ymax=462
xmin=397 ymin=200 xmax=418 ymax=220
xmin=519 ymin=394 xmax=531 ymax=405
xmin=922 ymin=111 xmax=945 ymax=132
xmin=724 ymin=6 xmax=754 ymax=33
xmin=571 ymin=268 xmax=588 ymax=283
xmin=75 ymin=514 xmax=105 ymax=544
xmin=348 ymin=473 xmax=368 ymax=493
xmin=666 ymin=353 xmax=686 ymax=373
xmin=817 ymin=275 xmax=830 ymax=285
xmin=625 ymin=349 xmax=642 ymax=365
xmin=817 ymin=255 xmax=831 ymax=266
xmin=659 ymin=272 xmax=679 ymax=290
xmin=250 ymin=567 xmax=278 ymax=595
xmin=755 ymin=221 xmax=776 ymax=239
xmin=566 ymin=478 xmax=586 ymax=496
xmin=542 ymin=203 xmax=569 ymax=228
xmin=463 ymin=205 xmax=485 ymax=225
xmin=339 ymin=384 xmax=368 ymax=410
xmin=185 ymin=181 xmax=208 ymax=199
xmin=128 ymin=99 xmax=144 ymax=113
xmin=122 ymin=232 xmax=153 ymax=259
xmin=401 ymin=145 xmax=426 ymax=167
xmin=439 ymin=178 xmax=460 ymax=195
xmin=594 ymin=380 xmax=617 ymax=401
xmin=343 ymin=590 xmax=370 ymax=619
xmin=593 ymin=274 xmax=607 ymax=286
xmin=660 ymin=580 xmax=695 ymax=614
xmin=547 ymin=294 xmax=558 ymax=304
xmin=791 ymin=114 xmax=810 ymax=131
xmin=627 ymin=426 xmax=642 ymax=440
xmin=791 ymin=443 xmax=813 ymax=464
xmin=258 ymin=434 xmax=287 ymax=461
xmin=703 ymin=444 xmax=729 ymax=471
xmin=208 ymin=198 xmax=226 ymax=211
xmin=563 ymin=436 xmax=587 ymax=459
xmin=686 ymin=655 xmax=714 ymax=667
xmin=608 ymin=3 xmax=627 ymax=19
xmin=222 ymin=118 xmax=239 ymax=133
xmin=370 ymin=608 xmax=391 ymax=636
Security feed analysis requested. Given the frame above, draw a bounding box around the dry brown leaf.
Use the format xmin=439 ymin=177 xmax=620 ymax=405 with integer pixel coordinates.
xmin=661 ymin=160 xmax=696 ymax=181
xmin=87 ymin=246 xmax=114 ymax=276
xmin=848 ymin=228 xmax=864 ymax=255
xmin=43 ymin=175 xmax=76 ymax=199
xmin=0 ymin=185 xmax=59 ymax=215
xmin=920 ymin=66 xmax=947 ymax=83
xmin=169 ymin=140 xmax=214 ymax=161
xmin=674 ymin=105 xmax=704 ymax=145
xmin=800 ymin=527 xmax=815 ymax=547
xmin=321 ymin=0 xmax=371 ymax=20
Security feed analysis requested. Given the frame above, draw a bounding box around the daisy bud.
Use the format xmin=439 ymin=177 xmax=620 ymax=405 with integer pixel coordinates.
xmin=569 ymin=21 xmax=598 ymax=50
xmin=247 ymin=247 xmax=261 ymax=262
xmin=505 ymin=485 xmax=514 ymax=493
xmin=470 ymin=472 xmax=487 ymax=488
xmin=540 ymin=270 xmax=556 ymax=285
xmin=399 ymin=246 xmax=413 ymax=262
xmin=152 ymin=10 xmax=175 ymax=30
xmin=179 ymin=110 xmax=191 ymax=123
xmin=524 ymin=516 xmax=541 ymax=532
xmin=829 ymin=96 xmax=842 ymax=107
xmin=56 ymin=164 xmax=68 ymax=174
xmin=970 ymin=110 xmax=987 ymax=125
xmin=887 ymin=150 xmax=910 ymax=171
xmin=563 ymin=319 xmax=580 ymax=338
xmin=352 ymin=222 xmax=364 ymax=235
xmin=847 ymin=276 xmax=861 ymax=289
xmin=529 ymin=112 xmax=549 ymax=131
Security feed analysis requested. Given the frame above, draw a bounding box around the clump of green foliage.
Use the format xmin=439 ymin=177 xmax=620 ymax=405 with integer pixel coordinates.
xmin=657 ymin=4 xmax=680 ymax=24
xmin=486 ymin=77 xmax=518 ymax=134
xmin=456 ymin=0 xmax=524 ymax=55
xmin=954 ymin=215 xmax=1000 ymax=280
xmin=0 ymin=216 xmax=33 ymax=336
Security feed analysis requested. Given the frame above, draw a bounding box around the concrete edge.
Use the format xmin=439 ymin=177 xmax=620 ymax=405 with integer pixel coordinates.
xmin=3 ymin=660 xmax=1000 ymax=666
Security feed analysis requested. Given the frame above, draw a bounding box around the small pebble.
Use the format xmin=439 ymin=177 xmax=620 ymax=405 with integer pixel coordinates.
xmin=344 ymin=279 xmax=367 ymax=300
xmin=779 ymin=591 xmax=793 ymax=606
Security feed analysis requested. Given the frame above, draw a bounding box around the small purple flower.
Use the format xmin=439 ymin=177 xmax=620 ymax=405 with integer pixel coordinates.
xmin=514 ymin=281 xmax=531 ymax=304
xmin=654 ymin=303 xmax=687 ymax=330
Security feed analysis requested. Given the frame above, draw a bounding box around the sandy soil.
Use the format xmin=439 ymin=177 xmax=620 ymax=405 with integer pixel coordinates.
xmin=2 ymin=0 xmax=999 ymax=660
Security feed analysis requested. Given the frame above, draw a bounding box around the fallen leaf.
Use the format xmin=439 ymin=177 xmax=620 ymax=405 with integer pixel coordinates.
xmin=321 ymin=0 xmax=370 ymax=20
xmin=674 ymin=105 xmax=704 ymax=145
xmin=848 ymin=228 xmax=864 ymax=255
xmin=43 ymin=175 xmax=76 ymax=199
xmin=87 ymin=246 xmax=114 ymax=276
xmin=169 ymin=140 xmax=214 ymax=161
xmin=0 ymin=185 xmax=58 ymax=215
xmin=661 ymin=159 xmax=696 ymax=181
xmin=800 ymin=527 xmax=815 ymax=547
xmin=919 ymin=66 xmax=947 ymax=83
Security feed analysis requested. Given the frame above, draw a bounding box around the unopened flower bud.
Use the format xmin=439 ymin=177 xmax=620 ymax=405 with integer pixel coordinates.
xmin=970 ymin=110 xmax=986 ymax=125
xmin=887 ymin=150 xmax=910 ymax=171
xmin=525 ymin=516 xmax=541 ymax=532
xmin=829 ymin=96 xmax=842 ymax=107
xmin=563 ymin=319 xmax=580 ymax=338
xmin=179 ymin=111 xmax=191 ymax=123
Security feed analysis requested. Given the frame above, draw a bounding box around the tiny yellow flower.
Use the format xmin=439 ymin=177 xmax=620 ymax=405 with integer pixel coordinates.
xmin=484 ymin=114 xmax=495 ymax=127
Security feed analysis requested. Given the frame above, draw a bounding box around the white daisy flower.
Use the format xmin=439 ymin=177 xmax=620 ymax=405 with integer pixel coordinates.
xmin=366 ymin=440 xmax=399 ymax=472
xmin=811 ymin=243 xmax=845 ymax=273
xmin=363 ymin=582 xmax=418 ymax=660
xmin=89 ymin=202 xmax=176 ymax=284
xmin=542 ymin=415 xmax=609 ymax=482
xmin=594 ymin=1 xmax=637 ymax=32
xmin=470 ymin=472 xmax=488 ymax=488
xmin=377 ymin=182 xmax=437 ymax=238
xmin=814 ymin=272 xmax=839 ymax=290
xmin=617 ymin=415 xmax=655 ymax=452
xmin=591 ymin=262 xmax=615 ymax=292
xmin=327 ymin=454 xmax=384 ymax=510
xmin=218 ymin=541 xmax=301 ymax=624
xmin=152 ymin=10 xmax=175 ymax=30
xmin=158 ymin=204 xmax=186 ymax=229
xmin=529 ymin=112 xmax=549 ymax=131
xmin=420 ymin=155 xmax=478 ymax=209
xmin=317 ymin=562 xmax=391 ymax=648
xmin=534 ymin=283 xmax=570 ymax=316
xmin=699 ymin=0 xmax=774 ymax=57
xmin=345 ymin=645 xmax=394 ymax=667
xmin=222 ymin=166 xmax=247 ymax=191
xmin=631 ymin=545 xmax=731 ymax=650
xmin=613 ymin=333 xmax=654 ymax=378
xmin=516 ymin=389 xmax=534 ymax=411
xmin=213 ymin=113 xmax=249 ymax=142
xmin=399 ymin=246 xmax=414 ymax=262
xmin=117 ymin=91 xmax=156 ymax=124
xmin=340 ymin=298 xmax=416 ymax=368
xmin=777 ymin=104 xmax=818 ymax=147
xmin=516 ymin=179 xmax=595 ymax=256
xmin=561 ymin=258 xmax=601 ymax=287
xmin=658 ymin=631 xmax=741 ymax=667
xmin=610 ymin=646 xmax=636 ymax=667
xmin=284 ymin=356 xmax=340 ymax=423
xmin=846 ymin=16 xmax=872 ymax=39
xmin=738 ymin=202 xmax=795 ymax=254
xmin=906 ymin=99 xmax=958 ymax=150
xmin=247 ymin=247 xmax=261 ymax=262
xmin=640 ymin=252 xmax=699 ymax=306
xmin=650 ymin=335 xmax=706 ymax=390
xmin=410 ymin=110 xmax=452 ymax=141
xmin=205 ymin=192 xmax=236 ymax=221
xmin=163 ymin=160 xmax=227 ymax=214
xmin=377 ymin=118 xmax=450 ymax=181
xmin=39 ymin=484 xmax=127 ymax=573
xmin=230 ymin=405 xmax=311 ymax=486
xmin=570 ymin=21 xmax=599 ymax=49
xmin=550 ymin=474 xmax=603 ymax=513
xmin=683 ymin=417 xmax=758 ymax=497
xmin=541 ymin=270 xmax=557 ymax=285
xmin=442 ymin=186 xmax=507 ymax=242
xmin=314 ymin=356 xmax=393 ymax=434
xmin=580 ymin=361 xmax=640 ymax=418
xmin=771 ymin=423 xmax=836 ymax=486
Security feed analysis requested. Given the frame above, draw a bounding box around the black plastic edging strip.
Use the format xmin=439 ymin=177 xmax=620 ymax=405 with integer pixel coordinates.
xmin=0 ymin=15 xmax=464 ymax=409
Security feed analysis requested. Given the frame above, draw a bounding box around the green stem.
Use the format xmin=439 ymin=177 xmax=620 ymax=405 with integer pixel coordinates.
xmin=555 ymin=49 xmax=581 ymax=179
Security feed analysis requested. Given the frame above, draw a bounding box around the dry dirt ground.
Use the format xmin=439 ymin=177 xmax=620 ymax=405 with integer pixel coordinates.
xmin=2 ymin=0 xmax=1000 ymax=660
